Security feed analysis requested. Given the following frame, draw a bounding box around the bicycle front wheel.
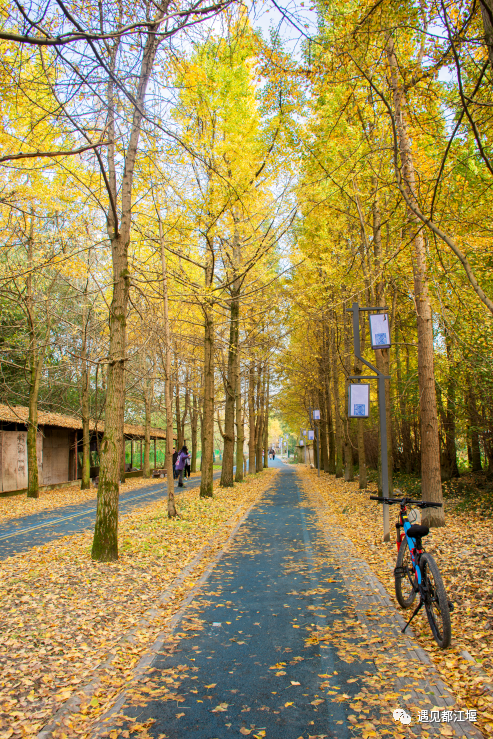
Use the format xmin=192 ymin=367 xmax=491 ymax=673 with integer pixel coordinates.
xmin=395 ymin=540 xmax=417 ymax=609
xmin=421 ymin=553 xmax=451 ymax=649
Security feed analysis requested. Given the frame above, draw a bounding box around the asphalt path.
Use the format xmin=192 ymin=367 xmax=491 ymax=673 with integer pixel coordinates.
xmin=0 ymin=471 xmax=223 ymax=560
xmin=105 ymin=461 xmax=373 ymax=739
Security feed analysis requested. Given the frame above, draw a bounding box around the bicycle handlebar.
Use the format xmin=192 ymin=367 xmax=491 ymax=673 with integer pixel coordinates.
xmin=369 ymin=495 xmax=442 ymax=508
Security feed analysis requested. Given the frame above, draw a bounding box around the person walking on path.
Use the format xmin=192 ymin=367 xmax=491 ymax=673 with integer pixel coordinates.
xmin=175 ymin=445 xmax=190 ymax=487
xmin=172 ymin=447 xmax=178 ymax=480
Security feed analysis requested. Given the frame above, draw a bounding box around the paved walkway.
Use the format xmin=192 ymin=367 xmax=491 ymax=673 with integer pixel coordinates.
xmin=0 ymin=472 xmax=220 ymax=559
xmin=94 ymin=463 xmax=480 ymax=739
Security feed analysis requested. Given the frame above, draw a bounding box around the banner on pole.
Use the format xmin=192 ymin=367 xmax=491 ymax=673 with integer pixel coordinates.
xmin=369 ymin=312 xmax=391 ymax=349
xmin=308 ymin=430 xmax=315 ymax=440
xmin=348 ymin=384 xmax=370 ymax=418
xmin=299 ymin=439 xmax=304 ymax=446
xmin=313 ymin=409 xmax=320 ymax=420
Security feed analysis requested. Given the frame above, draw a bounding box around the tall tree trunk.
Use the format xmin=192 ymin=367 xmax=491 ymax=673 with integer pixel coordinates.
xmin=80 ymin=290 xmax=91 ymax=490
xmin=158 ymin=221 xmax=177 ymax=517
xmin=319 ymin=386 xmax=330 ymax=473
xmin=92 ymin=23 xmax=163 ymax=560
xmin=263 ymin=371 xmax=269 ymax=468
xmin=175 ymin=368 xmax=183 ymax=448
xmin=143 ymin=357 xmax=153 ymax=479
xmin=235 ymin=362 xmax=244 ymax=482
xmin=373 ymin=190 xmax=393 ymax=494
xmin=255 ymin=364 xmax=264 ymax=473
xmin=481 ymin=0 xmax=493 ymax=70
xmin=441 ymin=336 xmax=459 ymax=480
xmin=324 ymin=350 xmax=336 ymax=473
xmin=220 ymin=291 xmax=239 ymax=487
xmin=330 ymin=314 xmax=343 ymax=477
xmin=191 ymin=392 xmax=198 ymax=473
xmin=395 ymin=321 xmax=412 ymax=473
xmin=343 ymin=301 xmax=354 ymax=482
xmin=387 ymin=37 xmax=443 ymax=526
xmin=200 ymin=252 xmax=215 ymax=499
xmin=182 ymin=378 xmax=190 ymax=446
xmin=26 ymin=230 xmax=50 ymax=499
xmin=248 ymin=361 xmax=256 ymax=474
xmin=467 ymin=375 xmax=482 ymax=472
xmin=326 ymin=388 xmax=336 ymax=474
xmin=355 ymin=313 xmax=367 ymax=489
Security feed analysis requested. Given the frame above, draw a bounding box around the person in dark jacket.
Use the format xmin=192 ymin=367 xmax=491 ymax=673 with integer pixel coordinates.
xmin=175 ymin=445 xmax=190 ymax=487
xmin=172 ymin=448 xmax=178 ymax=479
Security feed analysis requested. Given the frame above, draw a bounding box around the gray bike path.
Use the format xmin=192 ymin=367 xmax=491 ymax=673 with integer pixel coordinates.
xmin=103 ymin=462 xmax=372 ymax=739
xmin=0 ymin=471 xmax=222 ymax=559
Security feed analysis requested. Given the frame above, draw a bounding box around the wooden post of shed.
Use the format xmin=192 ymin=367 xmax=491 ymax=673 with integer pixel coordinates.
xmin=154 ymin=438 xmax=156 ymax=471
xmin=140 ymin=439 xmax=143 ymax=469
xmin=131 ymin=438 xmax=134 ymax=469
xmin=74 ymin=432 xmax=78 ymax=480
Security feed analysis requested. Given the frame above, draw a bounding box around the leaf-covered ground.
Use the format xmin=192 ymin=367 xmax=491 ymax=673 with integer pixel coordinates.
xmin=0 ymin=474 xmax=200 ymax=524
xmin=0 ymin=469 xmax=276 ymax=739
xmin=298 ymin=467 xmax=493 ymax=737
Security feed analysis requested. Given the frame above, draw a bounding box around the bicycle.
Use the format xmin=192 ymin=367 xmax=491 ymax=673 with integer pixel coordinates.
xmin=370 ymin=494 xmax=452 ymax=649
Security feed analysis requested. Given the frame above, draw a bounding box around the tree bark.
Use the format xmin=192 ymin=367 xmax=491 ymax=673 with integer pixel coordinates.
xmin=235 ymin=362 xmax=244 ymax=482
xmin=263 ymin=371 xmax=269 ymax=468
xmin=80 ymin=289 xmax=91 ymax=490
xmin=220 ymin=292 xmax=239 ymax=487
xmin=481 ymin=0 xmax=493 ymax=71
xmin=191 ymin=392 xmax=198 ymax=473
xmin=248 ymin=361 xmax=256 ymax=474
xmin=175 ymin=368 xmax=183 ymax=449
xmin=343 ymin=302 xmax=354 ymax=482
xmin=467 ymin=375 xmax=482 ymax=472
xmin=373 ymin=191 xmax=393 ymax=494
xmin=26 ymin=230 xmax=50 ymax=499
xmin=92 ymin=20 xmax=165 ymax=560
xmin=319 ymin=386 xmax=330 ymax=473
xmin=200 ymin=249 xmax=215 ymax=499
xmin=158 ymin=219 xmax=177 ymax=517
xmin=354 ymin=313 xmax=367 ymax=489
xmin=143 ymin=358 xmax=153 ymax=479
xmin=255 ymin=364 xmax=265 ymax=472
xmin=330 ymin=314 xmax=343 ymax=477
xmin=441 ymin=336 xmax=459 ymax=480
xmin=387 ymin=37 xmax=444 ymax=526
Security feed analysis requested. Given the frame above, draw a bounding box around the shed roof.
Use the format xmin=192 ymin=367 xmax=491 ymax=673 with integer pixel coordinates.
xmin=0 ymin=404 xmax=167 ymax=439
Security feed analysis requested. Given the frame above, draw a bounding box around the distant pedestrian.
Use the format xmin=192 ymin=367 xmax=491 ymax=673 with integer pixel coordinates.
xmin=172 ymin=447 xmax=178 ymax=479
xmin=176 ymin=445 xmax=190 ymax=487
xmin=185 ymin=453 xmax=191 ymax=478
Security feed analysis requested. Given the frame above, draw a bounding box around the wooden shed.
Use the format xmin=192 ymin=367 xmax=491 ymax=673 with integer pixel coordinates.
xmin=0 ymin=404 xmax=167 ymax=494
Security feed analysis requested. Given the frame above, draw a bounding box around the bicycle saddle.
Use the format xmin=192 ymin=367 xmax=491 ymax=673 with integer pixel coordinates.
xmin=406 ymin=524 xmax=429 ymax=538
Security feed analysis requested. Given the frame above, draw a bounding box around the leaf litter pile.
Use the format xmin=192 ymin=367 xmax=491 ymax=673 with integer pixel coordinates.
xmin=298 ymin=467 xmax=492 ymax=738
xmin=0 ymin=469 xmax=276 ymax=739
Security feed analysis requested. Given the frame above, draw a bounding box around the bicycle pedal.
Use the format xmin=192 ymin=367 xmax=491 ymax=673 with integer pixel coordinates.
xmin=448 ymin=601 xmax=455 ymax=612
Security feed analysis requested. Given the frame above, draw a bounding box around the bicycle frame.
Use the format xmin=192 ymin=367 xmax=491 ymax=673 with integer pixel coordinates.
xmin=396 ymin=504 xmax=423 ymax=586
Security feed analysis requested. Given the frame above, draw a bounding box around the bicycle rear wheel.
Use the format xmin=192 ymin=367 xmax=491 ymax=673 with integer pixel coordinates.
xmin=395 ymin=540 xmax=417 ymax=609
xmin=420 ymin=553 xmax=451 ymax=649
